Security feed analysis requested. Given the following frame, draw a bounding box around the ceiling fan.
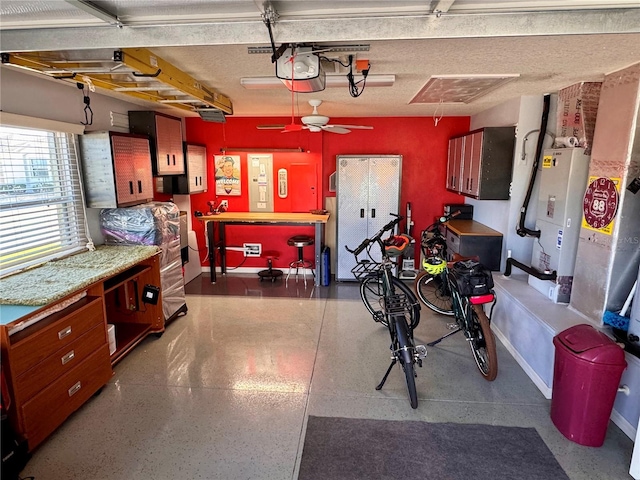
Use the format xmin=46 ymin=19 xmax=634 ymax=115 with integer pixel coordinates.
xmin=257 ymin=99 xmax=373 ymax=134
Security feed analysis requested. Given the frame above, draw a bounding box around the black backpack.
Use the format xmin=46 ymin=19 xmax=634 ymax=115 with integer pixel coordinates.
xmin=452 ymin=259 xmax=494 ymax=296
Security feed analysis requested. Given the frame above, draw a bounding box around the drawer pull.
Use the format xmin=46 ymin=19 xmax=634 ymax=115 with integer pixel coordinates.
xmin=58 ymin=326 xmax=72 ymax=340
xmin=68 ymin=381 xmax=82 ymax=397
xmin=61 ymin=350 xmax=75 ymax=365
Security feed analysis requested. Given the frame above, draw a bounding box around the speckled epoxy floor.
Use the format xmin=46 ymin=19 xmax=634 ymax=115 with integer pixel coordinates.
xmin=21 ymin=274 xmax=634 ymax=480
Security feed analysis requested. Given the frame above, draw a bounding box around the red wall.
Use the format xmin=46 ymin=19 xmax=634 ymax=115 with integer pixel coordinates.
xmin=171 ymin=115 xmax=469 ymax=270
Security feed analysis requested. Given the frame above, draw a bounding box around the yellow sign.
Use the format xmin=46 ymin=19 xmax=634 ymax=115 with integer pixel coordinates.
xmin=581 ymin=176 xmax=620 ymax=235
xmin=542 ymin=155 xmax=552 ymax=168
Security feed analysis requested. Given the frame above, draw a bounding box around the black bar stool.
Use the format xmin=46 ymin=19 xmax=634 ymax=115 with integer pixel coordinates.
xmin=286 ymin=235 xmax=314 ymax=287
xmin=258 ymin=250 xmax=283 ymax=282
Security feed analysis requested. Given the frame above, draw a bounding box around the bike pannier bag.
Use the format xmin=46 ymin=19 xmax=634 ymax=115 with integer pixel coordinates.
xmin=452 ymin=260 xmax=494 ymax=296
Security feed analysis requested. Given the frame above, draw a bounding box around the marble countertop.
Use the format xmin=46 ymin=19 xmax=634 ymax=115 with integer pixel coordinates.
xmin=0 ymin=245 xmax=159 ymax=309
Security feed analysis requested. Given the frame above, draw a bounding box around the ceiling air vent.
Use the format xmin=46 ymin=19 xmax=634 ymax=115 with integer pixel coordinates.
xmin=410 ymin=74 xmax=519 ymax=104
xmin=197 ymin=108 xmax=226 ymax=123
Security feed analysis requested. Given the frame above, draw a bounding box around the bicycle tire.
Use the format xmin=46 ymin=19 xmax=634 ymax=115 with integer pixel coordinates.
xmin=468 ymin=305 xmax=498 ymax=381
xmin=414 ymin=271 xmax=454 ymax=316
xmin=360 ymin=276 xmax=420 ymax=329
xmin=395 ymin=318 xmax=418 ymax=409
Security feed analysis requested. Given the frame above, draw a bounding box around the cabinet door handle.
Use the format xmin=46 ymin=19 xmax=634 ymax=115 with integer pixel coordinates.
xmin=194 ymin=176 xmax=198 ymax=186
xmin=199 ymin=176 xmax=202 ymax=186
xmin=61 ymin=350 xmax=75 ymax=365
xmin=172 ymin=154 xmax=176 ymax=165
xmin=129 ymin=181 xmax=134 ymax=195
xmin=58 ymin=326 xmax=72 ymax=340
xmin=469 ymin=178 xmax=473 ymax=191
xmin=138 ymin=180 xmax=142 ymax=193
xmin=371 ymin=208 xmax=376 ymax=218
xmin=68 ymin=381 xmax=81 ymax=397
xmin=167 ymin=154 xmax=170 ymax=165
xmin=360 ymin=209 xmax=365 ymax=218
xmin=466 ymin=178 xmax=470 ymax=190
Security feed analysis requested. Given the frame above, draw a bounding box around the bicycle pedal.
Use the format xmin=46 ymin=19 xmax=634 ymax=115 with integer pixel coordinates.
xmin=446 ymin=323 xmax=458 ymax=330
xmin=415 ymin=344 xmax=427 ymax=359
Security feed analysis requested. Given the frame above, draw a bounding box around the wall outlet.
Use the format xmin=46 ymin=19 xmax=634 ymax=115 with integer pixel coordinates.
xmin=243 ymin=243 xmax=262 ymax=257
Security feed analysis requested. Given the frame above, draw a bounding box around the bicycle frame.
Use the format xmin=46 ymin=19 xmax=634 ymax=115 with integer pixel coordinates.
xmin=346 ymin=213 xmax=425 ymax=408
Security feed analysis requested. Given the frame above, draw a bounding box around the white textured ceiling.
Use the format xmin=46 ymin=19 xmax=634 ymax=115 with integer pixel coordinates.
xmin=1 ymin=1 xmax=640 ymax=119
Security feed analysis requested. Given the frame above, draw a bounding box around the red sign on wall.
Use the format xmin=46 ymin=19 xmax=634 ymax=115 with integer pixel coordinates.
xmin=582 ymin=177 xmax=619 ymax=233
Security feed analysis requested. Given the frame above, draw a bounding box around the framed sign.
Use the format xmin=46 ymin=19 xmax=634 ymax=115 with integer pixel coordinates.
xmin=582 ymin=176 xmax=620 ymax=235
xmin=214 ymin=155 xmax=241 ymax=196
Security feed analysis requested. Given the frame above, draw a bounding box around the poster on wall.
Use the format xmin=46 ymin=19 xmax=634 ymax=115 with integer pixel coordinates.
xmin=214 ymin=155 xmax=241 ymax=196
xmin=582 ymin=176 xmax=620 ymax=235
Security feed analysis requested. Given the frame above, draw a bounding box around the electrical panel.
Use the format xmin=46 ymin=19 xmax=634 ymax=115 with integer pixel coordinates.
xmin=248 ymin=154 xmax=274 ymax=212
xmin=528 ymin=148 xmax=591 ymax=303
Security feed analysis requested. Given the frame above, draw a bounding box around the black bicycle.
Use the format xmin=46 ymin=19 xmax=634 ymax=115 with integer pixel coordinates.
xmin=414 ymin=212 xmax=459 ymax=315
xmin=414 ymin=213 xmax=498 ymax=380
xmin=346 ymin=214 xmax=425 ymax=408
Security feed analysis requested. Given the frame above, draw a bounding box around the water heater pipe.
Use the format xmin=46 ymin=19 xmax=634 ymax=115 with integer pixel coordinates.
xmin=517 ymin=94 xmax=550 ymax=238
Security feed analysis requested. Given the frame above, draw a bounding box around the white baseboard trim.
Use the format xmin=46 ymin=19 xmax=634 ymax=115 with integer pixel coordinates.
xmin=493 ymin=326 xmax=552 ymax=399
xmin=494 ymin=325 xmax=636 ymax=440
xmin=199 ymin=266 xmax=313 ymax=276
xmin=611 ymin=409 xmax=638 ymax=440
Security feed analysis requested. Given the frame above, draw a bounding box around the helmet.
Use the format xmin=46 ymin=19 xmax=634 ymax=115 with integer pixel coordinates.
xmin=422 ymin=256 xmax=446 ymax=275
xmin=384 ymin=234 xmax=411 ymax=257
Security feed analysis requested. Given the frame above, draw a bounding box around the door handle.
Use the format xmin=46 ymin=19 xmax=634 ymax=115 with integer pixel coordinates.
xmin=138 ymin=180 xmax=142 ymax=193
xmin=172 ymin=154 xmax=176 ymax=165
xmin=58 ymin=325 xmax=72 ymax=340
xmin=166 ymin=154 xmax=170 ymax=165
xmin=371 ymin=209 xmax=376 ymax=218
xmin=68 ymin=381 xmax=81 ymax=397
xmin=469 ymin=178 xmax=473 ymax=191
xmin=61 ymin=350 xmax=75 ymax=365
xmin=195 ymin=176 xmax=198 ymax=186
xmin=129 ymin=181 xmax=134 ymax=195
xmin=360 ymin=209 xmax=365 ymax=218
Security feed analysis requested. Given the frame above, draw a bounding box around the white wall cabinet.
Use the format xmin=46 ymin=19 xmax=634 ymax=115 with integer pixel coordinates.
xmin=447 ymin=127 xmax=515 ymax=200
xmin=129 ymin=111 xmax=185 ymax=175
xmin=79 ymin=132 xmax=154 ymax=208
xmin=336 ymin=155 xmax=402 ymax=281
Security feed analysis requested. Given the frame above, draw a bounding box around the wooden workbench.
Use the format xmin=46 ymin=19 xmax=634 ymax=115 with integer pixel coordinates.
xmin=200 ymin=212 xmax=330 ymax=286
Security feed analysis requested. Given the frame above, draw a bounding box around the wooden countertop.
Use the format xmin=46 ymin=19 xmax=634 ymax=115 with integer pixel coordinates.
xmin=200 ymin=212 xmax=330 ymax=223
xmin=446 ymin=219 xmax=503 ymax=237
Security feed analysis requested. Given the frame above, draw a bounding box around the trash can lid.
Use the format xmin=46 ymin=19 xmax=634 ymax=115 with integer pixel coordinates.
xmin=554 ymin=324 xmax=626 ymax=364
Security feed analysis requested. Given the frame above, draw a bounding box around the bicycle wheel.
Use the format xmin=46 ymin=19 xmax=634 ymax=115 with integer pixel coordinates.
xmin=414 ymin=271 xmax=454 ymax=316
xmin=468 ymin=305 xmax=498 ymax=381
xmin=395 ymin=318 xmax=418 ymax=409
xmin=360 ymin=276 xmax=420 ymax=329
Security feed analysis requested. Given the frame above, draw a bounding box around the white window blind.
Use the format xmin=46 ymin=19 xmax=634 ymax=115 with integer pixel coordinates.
xmin=0 ymin=125 xmax=89 ymax=277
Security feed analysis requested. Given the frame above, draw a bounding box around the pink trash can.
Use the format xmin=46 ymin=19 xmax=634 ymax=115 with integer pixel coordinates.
xmin=551 ymin=324 xmax=627 ymax=447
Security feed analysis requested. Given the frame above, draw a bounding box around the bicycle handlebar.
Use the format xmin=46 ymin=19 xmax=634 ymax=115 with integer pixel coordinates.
xmin=424 ymin=210 xmax=461 ymax=233
xmin=345 ymin=213 xmax=404 ymax=256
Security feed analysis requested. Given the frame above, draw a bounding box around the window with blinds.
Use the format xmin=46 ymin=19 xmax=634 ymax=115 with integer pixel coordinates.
xmin=0 ymin=125 xmax=89 ymax=277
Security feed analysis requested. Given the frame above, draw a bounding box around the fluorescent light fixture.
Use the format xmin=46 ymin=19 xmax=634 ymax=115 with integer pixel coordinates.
xmin=410 ymin=74 xmax=519 ymax=104
xmin=220 ymin=147 xmax=305 ymax=153
xmin=241 ymin=74 xmax=395 ymax=90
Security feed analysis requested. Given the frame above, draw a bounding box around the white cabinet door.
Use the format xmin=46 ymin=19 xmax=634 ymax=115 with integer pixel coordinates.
xmin=186 ymin=144 xmax=207 ymax=193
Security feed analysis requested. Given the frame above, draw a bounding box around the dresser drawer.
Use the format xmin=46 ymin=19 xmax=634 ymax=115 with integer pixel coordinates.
xmin=21 ymin=345 xmax=112 ymax=450
xmin=11 ymin=296 xmax=104 ymax=375
xmin=14 ymin=323 xmax=108 ymax=402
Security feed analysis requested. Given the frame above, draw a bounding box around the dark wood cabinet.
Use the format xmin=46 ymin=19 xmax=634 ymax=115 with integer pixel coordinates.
xmin=445 ymin=219 xmax=503 ymax=271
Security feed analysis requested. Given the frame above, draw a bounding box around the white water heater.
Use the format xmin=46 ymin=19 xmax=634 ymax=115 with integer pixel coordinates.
xmin=529 ymin=148 xmax=591 ymax=303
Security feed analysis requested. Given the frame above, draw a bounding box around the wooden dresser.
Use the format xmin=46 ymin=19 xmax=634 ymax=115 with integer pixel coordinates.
xmin=0 ymin=248 xmax=164 ymax=451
